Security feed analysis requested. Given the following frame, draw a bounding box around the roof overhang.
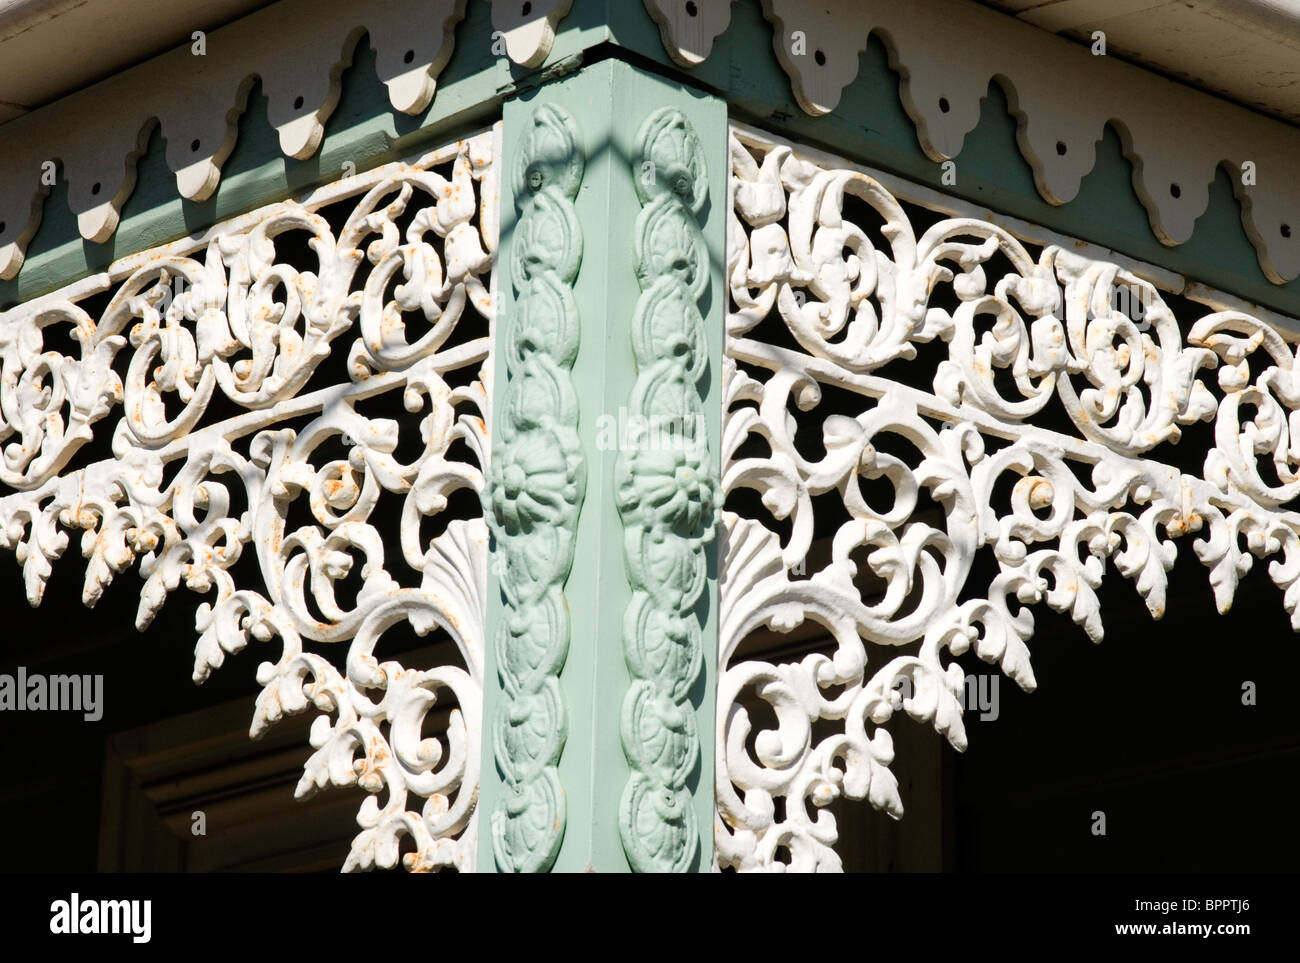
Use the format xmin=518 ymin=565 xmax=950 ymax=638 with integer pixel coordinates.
xmin=976 ymin=0 xmax=1300 ymax=126
xmin=0 ymin=0 xmax=272 ymax=121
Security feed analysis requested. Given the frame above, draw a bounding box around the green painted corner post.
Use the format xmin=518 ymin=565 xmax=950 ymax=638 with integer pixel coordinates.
xmin=478 ymin=58 xmax=727 ymax=872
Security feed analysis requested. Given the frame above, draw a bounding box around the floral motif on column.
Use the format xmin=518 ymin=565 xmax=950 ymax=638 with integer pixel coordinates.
xmin=616 ymin=107 xmax=720 ymax=873
xmin=484 ymin=103 xmax=587 ymax=873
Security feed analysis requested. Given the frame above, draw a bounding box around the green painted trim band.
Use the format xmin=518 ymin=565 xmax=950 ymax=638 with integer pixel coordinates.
xmin=6 ymin=0 xmax=1299 ymax=324
xmin=605 ymin=0 xmax=1300 ymax=321
xmin=0 ymin=0 xmax=608 ymax=310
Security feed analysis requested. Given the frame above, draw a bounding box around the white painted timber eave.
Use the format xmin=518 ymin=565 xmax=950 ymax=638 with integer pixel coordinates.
xmin=976 ymin=0 xmax=1300 ymax=127
xmin=0 ymin=0 xmax=275 ymax=121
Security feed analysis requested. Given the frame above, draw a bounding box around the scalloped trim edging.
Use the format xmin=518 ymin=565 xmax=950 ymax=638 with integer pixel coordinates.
xmin=644 ymin=0 xmax=1300 ymax=285
xmin=3 ymin=0 xmax=1296 ymax=289
xmin=0 ymin=0 xmax=572 ymax=281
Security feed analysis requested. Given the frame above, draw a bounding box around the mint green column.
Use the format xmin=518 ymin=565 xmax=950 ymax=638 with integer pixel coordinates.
xmin=479 ymin=59 xmax=726 ymax=872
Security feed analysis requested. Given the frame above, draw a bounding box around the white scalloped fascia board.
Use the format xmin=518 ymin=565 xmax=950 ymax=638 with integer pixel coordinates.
xmin=4 ymin=0 xmax=1299 ymax=294
xmin=0 ymin=0 xmax=273 ymax=114
xmin=0 ymin=0 xmax=576 ymax=283
xmin=0 ymin=0 xmax=470 ymax=279
xmin=647 ymin=0 xmax=1300 ymax=286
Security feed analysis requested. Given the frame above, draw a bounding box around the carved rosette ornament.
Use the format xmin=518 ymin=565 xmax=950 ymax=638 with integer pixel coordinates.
xmin=616 ymin=108 xmax=720 ymax=873
xmin=0 ymin=130 xmax=500 ymax=872
xmin=717 ymin=124 xmax=1300 ymax=871
xmin=484 ymin=104 xmax=587 ymax=872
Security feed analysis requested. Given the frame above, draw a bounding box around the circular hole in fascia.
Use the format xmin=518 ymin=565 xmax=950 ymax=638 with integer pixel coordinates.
xmin=814 ymin=49 xmax=826 ymax=66
xmin=190 ymin=139 xmax=201 ymax=153
xmin=1170 ymin=182 xmax=1181 ymax=199
xmin=685 ymin=0 xmax=698 ymax=15
xmin=91 ymin=182 xmax=101 ymax=196
xmin=939 ymin=97 xmax=950 ymax=113
xmin=403 ymin=49 xmax=415 ymax=64
xmin=1055 ymin=141 xmax=1067 ymax=156
xmin=0 ymin=221 xmax=6 ymax=234
xmin=522 ymin=1 xmax=532 ymax=13
xmin=1283 ymin=223 xmax=1293 ymax=239
xmin=293 ymin=95 xmax=305 ymax=110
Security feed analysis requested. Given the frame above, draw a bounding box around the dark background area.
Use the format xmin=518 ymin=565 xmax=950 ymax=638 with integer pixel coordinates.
xmin=3 ymin=515 xmax=1298 ymax=871
xmin=0 ymin=544 xmax=268 ymax=871
xmin=949 ymin=538 xmax=1300 ymax=872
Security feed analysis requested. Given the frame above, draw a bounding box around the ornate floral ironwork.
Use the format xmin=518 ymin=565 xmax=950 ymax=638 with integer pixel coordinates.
xmin=0 ymin=128 xmax=500 ymax=873
xmin=718 ymin=123 xmax=1300 ymax=871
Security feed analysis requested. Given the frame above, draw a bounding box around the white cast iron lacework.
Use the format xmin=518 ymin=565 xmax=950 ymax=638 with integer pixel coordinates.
xmin=719 ymin=124 xmax=1300 ymax=872
xmin=0 ymin=127 xmax=500 ymax=872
